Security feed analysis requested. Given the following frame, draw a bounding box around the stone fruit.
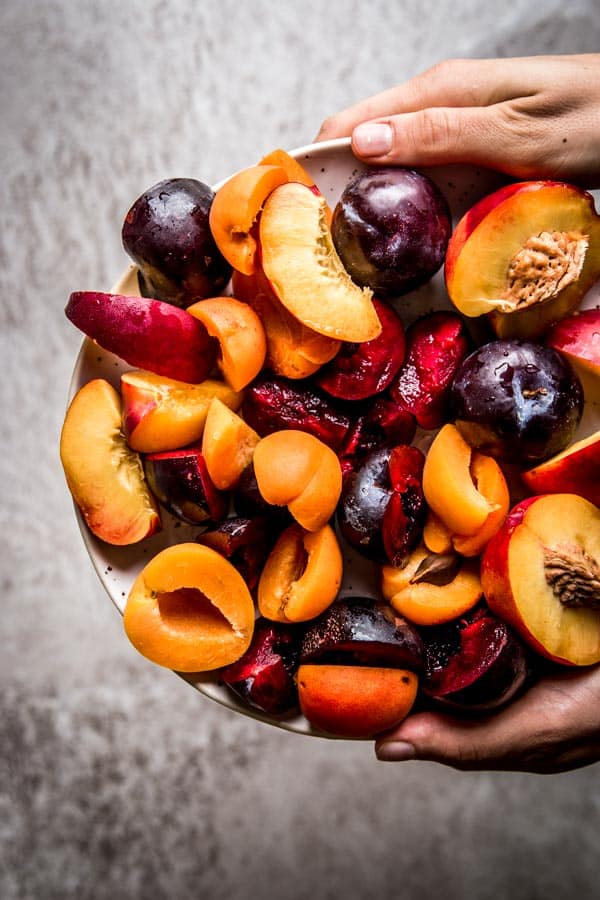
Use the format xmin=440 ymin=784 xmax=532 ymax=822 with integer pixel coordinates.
xmin=449 ymin=340 xmax=584 ymax=464
xmin=60 ymin=379 xmax=161 ymax=545
xmin=337 ymin=397 xmax=417 ymax=478
xmin=337 ymin=445 xmax=426 ymax=565
xmin=257 ymin=522 xmax=343 ymax=623
xmin=389 ymin=311 xmax=471 ymax=430
xmin=381 ymin=545 xmax=483 ymax=626
xmin=186 ymin=296 xmax=267 ymax=391
xmin=120 ymin=370 xmax=242 ymax=454
xmin=231 ymin=267 xmax=341 ymax=379
xmin=124 ymin=543 xmax=255 ymax=672
xmin=197 ymin=516 xmax=278 ymax=594
xmin=331 ymin=167 xmax=452 ymax=297
xmin=481 ymin=494 xmax=600 ymax=666
xmin=65 ymin=291 xmax=217 ymax=384
xmin=545 ymin=308 xmax=600 ymax=378
xmin=315 ymin=298 xmax=406 ymax=400
xmin=208 ymin=164 xmax=289 ymax=274
xmin=445 ymin=180 xmax=600 ymax=339
xmin=521 ymin=430 xmax=600 ymax=506
xmin=143 ymin=447 xmax=228 ymax=525
xmin=297 ymin=597 xmax=423 ymax=737
xmin=252 ymin=429 xmax=342 ymax=532
xmin=419 ymin=606 xmax=530 ymax=712
xmin=122 ymin=177 xmax=231 ymax=306
xmin=201 ymin=398 xmax=260 ymax=491
xmin=259 ymin=181 xmax=381 ymax=342
xmin=221 ymin=618 xmax=302 ymax=715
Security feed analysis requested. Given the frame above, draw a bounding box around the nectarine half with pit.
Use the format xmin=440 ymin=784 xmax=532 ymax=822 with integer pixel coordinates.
xmin=60 ymin=379 xmax=161 ymax=545
xmin=259 ymin=181 xmax=381 ymax=343
xmin=124 ymin=542 xmax=255 ymax=672
xmin=481 ymin=494 xmax=600 ymax=666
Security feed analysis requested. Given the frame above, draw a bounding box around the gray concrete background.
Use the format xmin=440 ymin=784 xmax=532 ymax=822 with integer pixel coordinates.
xmin=2 ymin=1 xmax=600 ymax=898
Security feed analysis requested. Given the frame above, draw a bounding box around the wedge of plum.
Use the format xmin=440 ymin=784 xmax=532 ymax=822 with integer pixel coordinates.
xmin=143 ymin=447 xmax=228 ymax=525
xmin=419 ymin=605 xmax=530 ymax=713
xmin=197 ymin=515 xmax=280 ymax=593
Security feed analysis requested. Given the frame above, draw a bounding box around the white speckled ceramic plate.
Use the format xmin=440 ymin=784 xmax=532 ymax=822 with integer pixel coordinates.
xmin=68 ymin=138 xmax=600 ymax=736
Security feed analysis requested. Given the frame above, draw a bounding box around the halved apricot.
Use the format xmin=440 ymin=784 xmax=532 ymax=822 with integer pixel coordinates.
xmin=258 ymin=523 xmax=343 ymax=623
xmin=297 ymin=664 xmax=418 ymax=738
xmin=381 ymin=545 xmax=483 ymax=626
xmin=253 ymin=429 xmax=342 ymax=531
xmin=452 ymin=452 xmax=510 ymax=556
xmin=201 ymin=397 xmax=260 ymax=490
xmin=124 ymin=542 xmax=255 ymax=672
xmin=209 ymin=164 xmax=289 ymax=275
xmin=187 ymin=296 xmax=267 ymax=391
xmin=423 ymin=510 xmax=453 ymax=555
xmin=258 ymin=148 xmax=333 ymax=225
xmin=121 ymin=370 xmax=243 ymax=453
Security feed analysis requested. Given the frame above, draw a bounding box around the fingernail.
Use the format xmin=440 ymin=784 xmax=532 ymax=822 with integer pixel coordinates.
xmin=353 ymin=123 xmax=393 ymax=157
xmin=375 ymin=740 xmax=416 ymax=762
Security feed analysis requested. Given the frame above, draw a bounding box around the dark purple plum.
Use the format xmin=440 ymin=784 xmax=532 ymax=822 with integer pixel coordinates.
xmin=196 ymin=516 xmax=278 ymax=594
xmin=122 ymin=178 xmax=232 ymax=307
xmin=338 ymin=396 xmax=416 ymax=479
xmin=419 ymin=606 xmax=530 ymax=713
xmin=331 ymin=167 xmax=452 ymax=297
xmin=300 ymin=597 xmax=424 ymax=672
xmin=221 ymin=618 xmax=302 ymax=715
xmin=143 ymin=447 xmax=227 ymax=524
xmin=449 ymin=340 xmax=584 ymax=464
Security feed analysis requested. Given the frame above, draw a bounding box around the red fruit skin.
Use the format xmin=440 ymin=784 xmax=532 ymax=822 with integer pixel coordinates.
xmin=338 ymin=397 xmax=417 ymax=479
xmin=389 ymin=311 xmax=470 ymax=430
xmin=315 ymin=298 xmax=406 ymax=400
xmin=143 ymin=448 xmax=227 ymax=525
xmin=383 ymin=446 xmax=427 ymax=567
xmin=545 ymin=308 xmax=600 ymax=375
xmin=66 ymin=291 xmax=217 ymax=382
xmin=197 ymin=516 xmax=278 ymax=593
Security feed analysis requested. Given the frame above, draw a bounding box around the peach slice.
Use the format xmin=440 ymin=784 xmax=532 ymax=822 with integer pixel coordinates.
xmin=258 ymin=522 xmax=343 ymax=623
xmin=209 ymin=164 xmax=289 ymax=275
xmin=545 ymin=308 xmax=600 ymax=378
xmin=259 ymin=181 xmax=381 ymax=343
xmin=231 ymin=267 xmax=341 ymax=379
xmin=445 ymin=181 xmax=600 ymax=339
xmin=297 ymin=664 xmax=418 ymax=738
xmin=252 ymin=429 xmax=342 ymax=531
xmin=121 ymin=370 xmax=242 ymax=454
xmin=382 ymin=545 xmax=482 ymax=626
xmin=60 ymin=379 xmax=161 ymax=545
xmin=481 ymin=494 xmax=600 ymax=666
xmin=124 ymin=542 xmax=255 ymax=672
xmin=65 ymin=291 xmax=216 ymax=383
xmin=201 ymin=397 xmax=260 ymax=490
xmin=187 ymin=296 xmax=267 ymax=391
xmin=521 ymin=430 xmax=600 ymax=507
xmin=422 ymin=424 xmax=498 ymax=536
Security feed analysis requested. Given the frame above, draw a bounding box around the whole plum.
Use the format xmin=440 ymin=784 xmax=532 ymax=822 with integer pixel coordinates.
xmin=331 ymin=168 xmax=452 ymax=297
xmin=122 ymin=178 xmax=232 ymax=307
xmin=449 ymin=340 xmax=584 ymax=464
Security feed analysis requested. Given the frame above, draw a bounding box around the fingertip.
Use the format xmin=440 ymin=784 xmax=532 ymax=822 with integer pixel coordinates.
xmin=352 ymin=122 xmax=393 ymax=158
xmin=374 ymin=739 xmax=416 ymax=762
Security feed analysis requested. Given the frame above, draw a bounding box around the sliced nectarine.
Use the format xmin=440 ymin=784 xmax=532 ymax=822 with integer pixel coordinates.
xmin=124 ymin=542 xmax=255 ymax=672
xmin=60 ymin=379 xmax=161 ymax=545
xmin=258 ymin=522 xmax=343 ymax=623
xmin=231 ymin=267 xmax=341 ymax=379
xmin=382 ymin=545 xmax=482 ymax=626
xmin=201 ymin=397 xmax=260 ymax=490
xmin=545 ymin=308 xmax=600 ymax=378
xmin=481 ymin=494 xmax=600 ymax=666
xmin=187 ymin=296 xmax=267 ymax=391
xmin=297 ymin=664 xmax=418 ymax=738
xmin=121 ymin=370 xmax=242 ymax=454
xmin=259 ymin=181 xmax=381 ymax=343
xmin=445 ymin=181 xmax=600 ymax=339
xmin=209 ymin=164 xmax=289 ymax=275
xmin=521 ymin=430 xmax=600 ymax=506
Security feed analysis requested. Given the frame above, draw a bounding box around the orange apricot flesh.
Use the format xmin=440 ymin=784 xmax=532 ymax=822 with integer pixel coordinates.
xmin=124 ymin=543 xmax=255 ymax=672
xmin=297 ymin=664 xmax=418 ymax=738
xmin=452 ymin=452 xmax=510 ymax=556
xmin=201 ymin=397 xmax=260 ymax=490
xmin=258 ymin=523 xmax=343 ymax=623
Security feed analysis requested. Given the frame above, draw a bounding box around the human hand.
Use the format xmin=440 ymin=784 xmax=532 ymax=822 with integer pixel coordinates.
xmin=316 ymin=55 xmax=600 ymax=186
xmin=374 ymin=664 xmax=600 ymax=773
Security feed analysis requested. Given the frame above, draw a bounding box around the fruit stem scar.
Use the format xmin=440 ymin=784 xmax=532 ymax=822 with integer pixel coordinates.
xmin=543 ymin=546 xmax=600 ymax=608
xmin=501 ymin=230 xmax=588 ymax=310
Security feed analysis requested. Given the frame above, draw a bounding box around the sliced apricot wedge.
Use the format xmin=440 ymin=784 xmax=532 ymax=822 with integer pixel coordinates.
xmin=124 ymin=543 xmax=255 ymax=672
xmin=201 ymin=397 xmax=260 ymax=490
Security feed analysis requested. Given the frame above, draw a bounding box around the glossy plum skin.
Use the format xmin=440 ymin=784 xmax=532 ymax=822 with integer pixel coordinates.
xmin=122 ymin=178 xmax=232 ymax=307
xmin=331 ymin=168 xmax=452 ymax=297
xmin=450 ymin=340 xmax=584 ymax=464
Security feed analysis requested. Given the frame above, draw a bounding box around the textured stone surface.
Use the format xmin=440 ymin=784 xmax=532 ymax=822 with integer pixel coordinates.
xmin=2 ymin=1 xmax=600 ymax=898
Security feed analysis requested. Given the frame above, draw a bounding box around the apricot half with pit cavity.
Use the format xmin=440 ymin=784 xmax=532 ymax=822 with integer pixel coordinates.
xmin=124 ymin=542 xmax=255 ymax=672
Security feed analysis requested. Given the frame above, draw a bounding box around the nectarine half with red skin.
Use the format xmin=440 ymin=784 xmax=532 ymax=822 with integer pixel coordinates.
xmin=521 ymin=431 xmax=600 ymax=507
xmin=545 ymin=307 xmax=600 ymax=378
xmin=481 ymin=494 xmax=600 ymax=666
